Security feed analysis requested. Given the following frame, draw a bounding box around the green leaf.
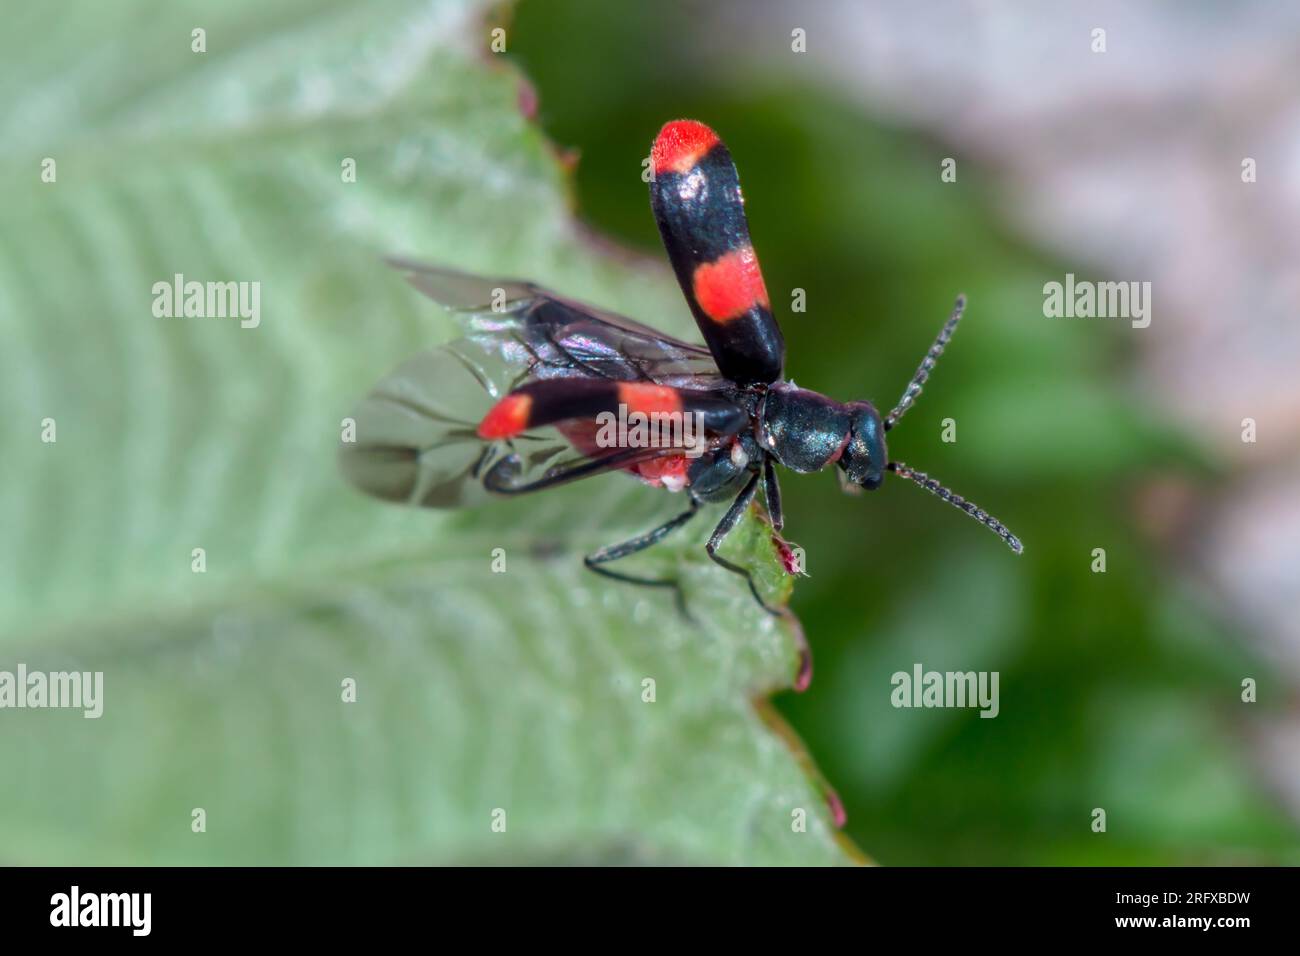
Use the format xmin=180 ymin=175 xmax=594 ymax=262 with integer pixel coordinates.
xmin=0 ymin=0 xmax=857 ymax=864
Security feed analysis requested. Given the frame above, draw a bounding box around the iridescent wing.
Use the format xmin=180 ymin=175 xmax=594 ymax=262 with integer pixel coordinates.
xmin=338 ymin=261 xmax=733 ymax=509
xmin=388 ymin=258 xmax=724 ymax=389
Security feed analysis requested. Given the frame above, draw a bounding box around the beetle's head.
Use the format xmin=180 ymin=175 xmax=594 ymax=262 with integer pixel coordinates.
xmin=837 ymin=400 xmax=887 ymax=491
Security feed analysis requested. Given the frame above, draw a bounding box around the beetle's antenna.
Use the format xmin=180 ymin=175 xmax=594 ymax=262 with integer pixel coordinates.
xmin=886 ymin=460 xmax=1023 ymax=554
xmin=884 ymin=294 xmax=965 ymax=432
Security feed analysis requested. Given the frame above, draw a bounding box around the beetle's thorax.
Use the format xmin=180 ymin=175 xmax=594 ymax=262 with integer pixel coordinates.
xmin=756 ymin=382 xmax=853 ymax=474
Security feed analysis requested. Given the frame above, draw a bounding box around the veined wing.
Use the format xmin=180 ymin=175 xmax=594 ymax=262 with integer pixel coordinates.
xmin=386 ymin=258 xmax=724 ymax=390
xmin=338 ymin=261 xmax=734 ymax=509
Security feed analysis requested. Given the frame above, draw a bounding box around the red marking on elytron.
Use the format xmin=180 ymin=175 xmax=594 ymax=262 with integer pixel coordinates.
xmin=617 ymin=382 xmax=683 ymax=416
xmin=635 ymin=454 xmax=689 ymax=490
xmin=692 ymin=246 xmax=769 ymax=323
xmin=652 ymin=120 xmax=720 ymax=176
xmin=477 ymin=393 xmax=532 ymax=439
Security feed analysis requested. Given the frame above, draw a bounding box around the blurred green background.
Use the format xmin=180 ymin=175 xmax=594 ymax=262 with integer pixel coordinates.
xmin=508 ymin=0 xmax=1300 ymax=864
xmin=4 ymin=0 xmax=1295 ymax=866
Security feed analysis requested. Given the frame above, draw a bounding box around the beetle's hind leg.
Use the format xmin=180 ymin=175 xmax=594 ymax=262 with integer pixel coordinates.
xmin=583 ymin=499 xmax=700 ymax=617
xmin=704 ymin=470 xmax=782 ymax=615
xmin=705 ymin=470 xmax=812 ymax=689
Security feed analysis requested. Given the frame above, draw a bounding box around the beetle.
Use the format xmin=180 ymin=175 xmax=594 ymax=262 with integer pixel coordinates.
xmin=340 ymin=120 xmax=1022 ymax=687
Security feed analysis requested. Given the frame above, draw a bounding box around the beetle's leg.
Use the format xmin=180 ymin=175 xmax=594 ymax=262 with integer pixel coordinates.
xmin=705 ymin=471 xmax=781 ymax=615
xmin=584 ymin=499 xmax=700 ymax=616
xmin=762 ymin=454 xmax=783 ymax=531
xmin=761 ymin=454 xmax=807 ymax=576
xmin=706 ymin=470 xmax=812 ymax=689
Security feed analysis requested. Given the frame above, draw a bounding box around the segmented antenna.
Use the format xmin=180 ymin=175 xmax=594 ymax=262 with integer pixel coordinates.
xmin=887 ymin=461 xmax=1023 ymax=554
xmin=884 ymin=294 xmax=966 ymax=432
